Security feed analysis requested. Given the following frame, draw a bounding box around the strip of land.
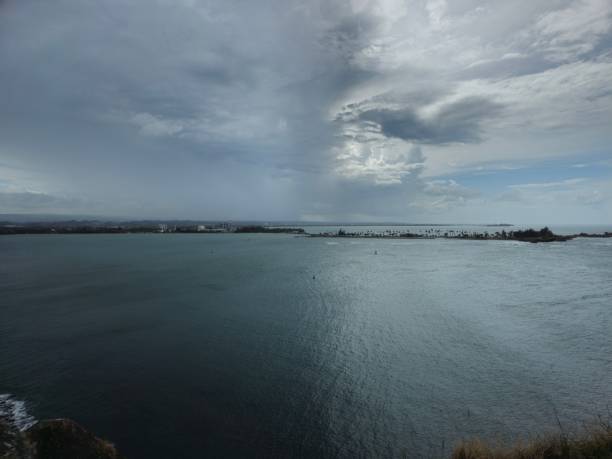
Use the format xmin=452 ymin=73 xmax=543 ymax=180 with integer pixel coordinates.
xmin=0 ymin=223 xmax=305 ymax=235
xmin=2 ymin=222 xmax=610 ymax=243
xmin=310 ymin=227 xmax=612 ymax=243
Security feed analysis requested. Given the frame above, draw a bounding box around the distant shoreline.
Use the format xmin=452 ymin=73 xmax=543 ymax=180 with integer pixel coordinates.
xmin=1 ymin=223 xmax=611 ymax=242
xmin=309 ymin=227 xmax=612 ymax=243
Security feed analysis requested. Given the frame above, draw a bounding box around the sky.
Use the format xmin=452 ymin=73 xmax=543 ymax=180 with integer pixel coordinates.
xmin=1 ymin=0 xmax=611 ymax=223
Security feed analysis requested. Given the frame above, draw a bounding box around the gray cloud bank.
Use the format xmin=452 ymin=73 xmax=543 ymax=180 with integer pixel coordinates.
xmin=358 ymin=96 xmax=504 ymax=144
xmin=0 ymin=0 xmax=611 ymax=222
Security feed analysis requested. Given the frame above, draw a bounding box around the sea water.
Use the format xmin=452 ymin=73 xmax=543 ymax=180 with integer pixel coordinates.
xmin=1 ymin=233 xmax=611 ymax=458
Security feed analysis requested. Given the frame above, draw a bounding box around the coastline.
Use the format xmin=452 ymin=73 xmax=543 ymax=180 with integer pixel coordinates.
xmin=2 ymin=410 xmax=610 ymax=459
xmin=0 ymin=418 xmax=123 ymax=459
xmin=2 ymin=223 xmax=611 ymax=243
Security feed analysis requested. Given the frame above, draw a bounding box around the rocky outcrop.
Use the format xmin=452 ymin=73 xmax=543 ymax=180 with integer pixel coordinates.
xmin=0 ymin=418 xmax=123 ymax=459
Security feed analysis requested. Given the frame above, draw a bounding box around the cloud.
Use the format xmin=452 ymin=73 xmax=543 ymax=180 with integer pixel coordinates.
xmin=497 ymin=178 xmax=607 ymax=206
xmin=358 ymin=96 xmax=504 ymax=144
xmin=334 ymin=142 xmax=425 ymax=185
xmin=130 ymin=113 xmax=185 ymax=137
xmin=411 ymin=179 xmax=481 ymax=210
xmin=424 ymin=179 xmax=480 ymax=198
xmin=507 ymin=178 xmax=588 ymax=189
xmin=534 ymin=0 xmax=612 ymax=61
xmin=0 ymin=191 xmax=87 ymax=212
xmin=0 ymin=0 xmax=611 ymax=222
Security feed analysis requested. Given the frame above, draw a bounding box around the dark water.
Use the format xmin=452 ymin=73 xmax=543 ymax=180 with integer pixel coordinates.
xmin=1 ymin=234 xmax=611 ymax=458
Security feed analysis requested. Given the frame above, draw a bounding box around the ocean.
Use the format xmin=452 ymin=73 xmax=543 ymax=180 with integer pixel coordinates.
xmin=1 ymin=232 xmax=611 ymax=458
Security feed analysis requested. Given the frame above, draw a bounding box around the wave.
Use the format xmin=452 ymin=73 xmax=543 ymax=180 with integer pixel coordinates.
xmin=0 ymin=394 xmax=36 ymax=431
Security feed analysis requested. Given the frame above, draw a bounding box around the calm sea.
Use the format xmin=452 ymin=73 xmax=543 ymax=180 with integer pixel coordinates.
xmin=1 ymin=233 xmax=611 ymax=458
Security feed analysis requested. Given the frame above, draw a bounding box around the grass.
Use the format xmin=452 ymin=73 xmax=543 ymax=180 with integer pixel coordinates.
xmin=451 ymin=419 xmax=612 ymax=459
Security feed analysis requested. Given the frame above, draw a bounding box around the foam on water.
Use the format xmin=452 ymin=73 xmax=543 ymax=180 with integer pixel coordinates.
xmin=0 ymin=394 xmax=36 ymax=431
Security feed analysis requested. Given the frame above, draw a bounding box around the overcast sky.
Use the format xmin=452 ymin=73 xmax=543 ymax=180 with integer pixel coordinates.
xmin=1 ymin=0 xmax=611 ymax=223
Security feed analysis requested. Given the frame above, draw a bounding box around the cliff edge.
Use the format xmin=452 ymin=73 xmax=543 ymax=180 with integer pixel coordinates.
xmin=0 ymin=418 xmax=123 ymax=459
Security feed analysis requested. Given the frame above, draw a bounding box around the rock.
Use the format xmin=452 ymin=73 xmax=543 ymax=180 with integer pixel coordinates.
xmin=0 ymin=418 xmax=123 ymax=459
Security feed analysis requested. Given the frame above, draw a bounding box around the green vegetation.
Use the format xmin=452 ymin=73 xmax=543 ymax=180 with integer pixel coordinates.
xmin=3 ymin=414 xmax=612 ymax=458
xmin=313 ymin=226 xmax=593 ymax=242
xmin=452 ymin=421 xmax=612 ymax=459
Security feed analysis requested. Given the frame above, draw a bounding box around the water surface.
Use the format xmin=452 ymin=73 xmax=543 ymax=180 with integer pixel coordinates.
xmin=1 ymin=234 xmax=611 ymax=458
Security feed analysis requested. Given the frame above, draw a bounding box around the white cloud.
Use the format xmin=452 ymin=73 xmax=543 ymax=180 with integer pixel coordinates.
xmin=334 ymin=139 xmax=424 ymax=185
xmin=410 ymin=179 xmax=480 ymax=210
xmin=425 ymin=0 xmax=449 ymax=31
xmin=534 ymin=0 xmax=612 ymax=60
xmin=498 ymin=178 xmax=608 ymax=206
xmin=130 ymin=113 xmax=185 ymax=137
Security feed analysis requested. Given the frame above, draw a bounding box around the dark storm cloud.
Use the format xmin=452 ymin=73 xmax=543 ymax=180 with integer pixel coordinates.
xmin=359 ymin=96 xmax=504 ymax=144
